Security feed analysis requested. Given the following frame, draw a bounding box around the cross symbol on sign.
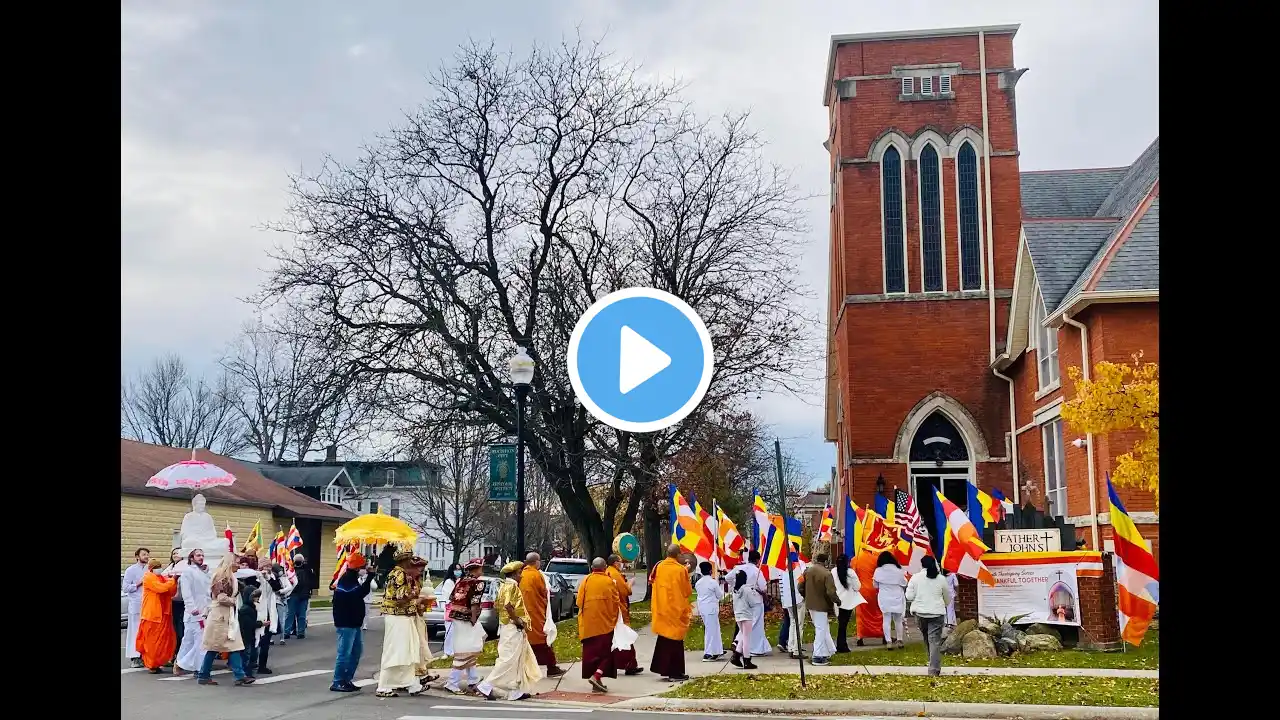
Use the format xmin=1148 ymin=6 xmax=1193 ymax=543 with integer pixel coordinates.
xmin=1040 ymin=531 xmax=1055 ymax=548
xmin=1053 ymin=569 xmax=1065 ymax=583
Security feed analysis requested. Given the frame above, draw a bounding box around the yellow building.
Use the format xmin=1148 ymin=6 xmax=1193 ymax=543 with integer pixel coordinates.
xmin=121 ymin=439 xmax=354 ymax=598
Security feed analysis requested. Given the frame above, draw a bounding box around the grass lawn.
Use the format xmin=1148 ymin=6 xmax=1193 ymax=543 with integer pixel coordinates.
xmin=686 ymin=610 xmax=1159 ymax=671
xmin=664 ymin=674 xmax=1159 ymax=708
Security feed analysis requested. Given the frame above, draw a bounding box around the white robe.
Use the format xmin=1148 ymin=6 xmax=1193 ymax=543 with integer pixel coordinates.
xmin=478 ymin=623 xmax=543 ymax=700
xmin=176 ymin=564 xmax=212 ymax=671
xmin=731 ymin=563 xmax=771 ymax=655
xmin=123 ymin=563 xmax=146 ymax=659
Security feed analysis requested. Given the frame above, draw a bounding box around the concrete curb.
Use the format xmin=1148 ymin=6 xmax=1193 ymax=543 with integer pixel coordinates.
xmin=608 ymin=697 xmax=1158 ymax=719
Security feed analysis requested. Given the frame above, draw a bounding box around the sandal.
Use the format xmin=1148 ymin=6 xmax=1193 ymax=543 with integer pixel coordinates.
xmin=375 ymin=690 xmax=398 ymax=698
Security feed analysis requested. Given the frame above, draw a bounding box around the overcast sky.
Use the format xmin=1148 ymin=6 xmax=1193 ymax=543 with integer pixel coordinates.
xmin=121 ymin=0 xmax=1158 ymax=482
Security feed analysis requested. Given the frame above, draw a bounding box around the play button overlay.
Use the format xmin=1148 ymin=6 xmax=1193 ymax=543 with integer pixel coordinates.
xmin=619 ymin=326 xmax=671 ymax=394
xmin=568 ymin=287 xmax=714 ymax=432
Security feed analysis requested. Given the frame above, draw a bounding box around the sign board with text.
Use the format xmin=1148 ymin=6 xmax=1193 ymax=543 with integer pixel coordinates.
xmin=994 ymin=529 xmax=1061 ymax=553
xmin=488 ymin=444 xmax=517 ymax=502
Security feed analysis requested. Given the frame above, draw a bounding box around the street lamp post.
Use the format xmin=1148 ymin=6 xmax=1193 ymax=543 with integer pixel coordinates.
xmin=508 ymin=346 xmax=536 ymax=560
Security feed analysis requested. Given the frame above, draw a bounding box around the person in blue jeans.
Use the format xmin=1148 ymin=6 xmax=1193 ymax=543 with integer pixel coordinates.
xmin=284 ymin=553 xmax=316 ymax=639
xmin=330 ymin=551 xmax=374 ymax=692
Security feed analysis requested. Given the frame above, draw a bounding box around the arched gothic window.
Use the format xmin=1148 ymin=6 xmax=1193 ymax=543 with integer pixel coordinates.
xmin=882 ymin=146 xmax=906 ymax=293
xmin=956 ymin=142 xmax=983 ymax=290
xmin=919 ymin=144 xmax=943 ymax=292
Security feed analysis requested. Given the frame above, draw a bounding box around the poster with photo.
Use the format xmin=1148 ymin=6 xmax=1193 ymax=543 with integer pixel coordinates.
xmin=977 ymin=562 xmax=1081 ymax=626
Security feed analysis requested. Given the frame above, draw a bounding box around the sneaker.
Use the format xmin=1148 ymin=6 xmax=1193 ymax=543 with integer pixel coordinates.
xmin=130 ymin=658 xmax=144 ymax=668
xmin=546 ymin=666 xmax=567 ymax=677
xmin=701 ymin=654 xmax=714 ymax=662
xmin=712 ymin=653 xmax=726 ymax=661
xmin=812 ymin=656 xmax=831 ymax=666
xmin=330 ymin=683 xmax=359 ymax=693
xmin=257 ymin=667 xmax=273 ymax=675
xmin=667 ymin=674 xmax=690 ymax=682
xmin=197 ymin=678 xmax=218 ymax=686
xmin=343 ymin=682 xmax=363 ymax=692
xmin=743 ymin=660 xmax=758 ymax=670
xmin=730 ymin=654 xmax=744 ymax=668
xmin=235 ymin=677 xmax=255 ymax=686
xmin=624 ymin=668 xmax=644 ymax=676
xmin=775 ymin=643 xmax=787 ymax=653
xmin=897 ymin=640 xmax=905 ymax=649
xmin=588 ymin=675 xmax=608 ymax=693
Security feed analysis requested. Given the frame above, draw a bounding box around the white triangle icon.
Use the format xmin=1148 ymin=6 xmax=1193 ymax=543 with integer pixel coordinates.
xmin=619 ymin=325 xmax=671 ymax=395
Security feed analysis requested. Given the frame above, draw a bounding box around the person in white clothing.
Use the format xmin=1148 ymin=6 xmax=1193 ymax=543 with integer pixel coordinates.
xmin=693 ymin=562 xmax=725 ymax=661
xmin=730 ymin=551 xmax=771 ymax=656
xmin=832 ymin=553 xmax=865 ymax=653
xmin=123 ymin=548 xmax=150 ymax=668
xmin=906 ymin=555 xmax=953 ymax=676
xmin=255 ymin=561 xmax=293 ymax=674
xmin=175 ymin=549 xmax=212 ymax=675
xmin=776 ymin=559 xmax=807 ymax=658
xmin=872 ymin=551 xmax=908 ymax=648
xmin=439 ymin=562 xmax=463 ymax=657
xmin=728 ymin=571 xmax=760 ymax=670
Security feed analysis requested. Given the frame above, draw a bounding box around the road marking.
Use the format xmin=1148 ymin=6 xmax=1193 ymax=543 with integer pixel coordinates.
xmin=120 ymin=667 xmax=146 ymax=675
xmin=429 ymin=706 xmax=593 ymax=713
xmin=353 ymin=678 xmax=378 ymax=688
xmin=254 ymin=669 xmax=330 ymax=685
xmin=162 ymin=669 xmax=230 ymax=682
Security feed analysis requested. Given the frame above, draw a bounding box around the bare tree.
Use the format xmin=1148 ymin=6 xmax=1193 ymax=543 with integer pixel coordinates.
xmin=263 ymin=36 xmax=813 ymax=558
xmin=403 ymin=425 xmax=495 ymax=565
xmin=220 ymin=309 xmax=380 ymax=463
xmin=121 ymin=354 xmax=248 ymax=455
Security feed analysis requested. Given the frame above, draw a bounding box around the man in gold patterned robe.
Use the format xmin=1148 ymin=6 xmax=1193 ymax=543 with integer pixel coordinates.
xmin=477 ymin=562 xmax=543 ymax=701
xmin=375 ymin=552 xmax=431 ymax=698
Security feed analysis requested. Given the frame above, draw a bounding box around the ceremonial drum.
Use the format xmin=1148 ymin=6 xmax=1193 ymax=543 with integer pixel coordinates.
xmin=613 ymin=533 xmax=640 ymax=562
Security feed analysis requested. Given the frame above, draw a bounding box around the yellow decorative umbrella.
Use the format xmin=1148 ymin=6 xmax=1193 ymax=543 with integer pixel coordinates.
xmin=334 ymin=508 xmax=418 ymax=548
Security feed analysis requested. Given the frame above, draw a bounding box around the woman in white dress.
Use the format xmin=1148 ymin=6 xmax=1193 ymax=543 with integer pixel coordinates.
xmin=872 ymin=551 xmax=908 ymax=649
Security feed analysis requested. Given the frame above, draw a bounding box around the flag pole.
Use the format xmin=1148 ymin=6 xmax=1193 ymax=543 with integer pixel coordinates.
xmin=775 ymin=438 xmax=806 ymax=688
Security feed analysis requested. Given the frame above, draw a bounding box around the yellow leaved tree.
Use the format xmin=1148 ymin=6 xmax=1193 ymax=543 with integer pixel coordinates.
xmin=1060 ymin=352 xmax=1159 ymax=509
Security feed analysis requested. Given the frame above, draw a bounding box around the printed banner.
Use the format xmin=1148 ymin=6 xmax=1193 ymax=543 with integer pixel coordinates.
xmin=488 ymin=444 xmax=517 ymax=502
xmin=976 ymin=552 xmax=1103 ymax=626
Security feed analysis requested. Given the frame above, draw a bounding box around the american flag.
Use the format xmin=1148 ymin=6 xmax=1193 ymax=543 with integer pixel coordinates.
xmin=894 ymin=489 xmax=932 ymax=552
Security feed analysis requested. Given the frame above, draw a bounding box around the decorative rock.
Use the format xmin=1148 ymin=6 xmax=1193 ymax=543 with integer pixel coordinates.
xmin=961 ymin=629 xmax=998 ymax=660
xmin=1022 ymin=633 xmax=1063 ymax=652
xmin=1025 ymin=623 xmax=1062 ymax=641
xmin=942 ymin=619 xmax=977 ymax=655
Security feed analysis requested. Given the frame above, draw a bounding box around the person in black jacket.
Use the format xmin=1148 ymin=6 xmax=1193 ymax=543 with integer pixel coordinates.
xmin=284 ymin=554 xmax=315 ymax=639
xmin=236 ymin=570 xmax=263 ymax=681
xmin=330 ymin=552 xmax=374 ymax=692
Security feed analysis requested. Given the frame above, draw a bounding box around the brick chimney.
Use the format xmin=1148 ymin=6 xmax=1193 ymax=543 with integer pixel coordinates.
xmin=325 ymin=445 xmax=338 ymax=462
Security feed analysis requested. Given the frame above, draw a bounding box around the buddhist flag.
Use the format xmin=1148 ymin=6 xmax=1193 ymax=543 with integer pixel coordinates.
xmin=270 ymin=530 xmax=287 ymax=566
xmin=687 ymin=493 xmax=718 ymax=562
xmin=966 ymin=480 xmax=1001 ymax=530
xmin=331 ymin=543 xmax=352 ymax=586
xmin=816 ymin=504 xmax=834 ymax=542
xmin=668 ymin=485 xmax=708 ymax=556
xmin=1108 ymin=475 xmax=1159 ymax=645
xmin=935 ymin=490 xmax=995 ymax=586
xmin=991 ymin=488 xmax=1014 ymax=522
xmin=715 ymin=505 xmax=745 ymax=570
xmin=242 ymin=519 xmax=262 ymax=553
xmin=751 ymin=492 xmax=771 ymax=553
xmin=285 ymin=522 xmax=303 ymax=553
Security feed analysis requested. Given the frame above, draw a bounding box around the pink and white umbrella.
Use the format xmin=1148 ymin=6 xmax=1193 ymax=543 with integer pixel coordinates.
xmin=146 ymin=448 xmax=237 ymax=490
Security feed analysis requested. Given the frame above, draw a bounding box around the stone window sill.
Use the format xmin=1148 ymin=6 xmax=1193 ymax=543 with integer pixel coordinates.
xmin=899 ymin=92 xmax=955 ymax=102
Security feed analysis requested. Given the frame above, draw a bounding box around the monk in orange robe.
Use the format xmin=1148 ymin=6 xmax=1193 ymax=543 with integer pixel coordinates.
xmin=605 ymin=554 xmax=643 ymax=675
xmin=576 ymin=558 xmax=621 ymax=693
xmin=649 ymin=545 xmax=692 ymax=681
xmin=853 ymin=550 xmax=883 ymax=644
xmin=136 ymin=558 xmax=178 ymax=673
xmin=518 ymin=553 xmax=566 ymax=677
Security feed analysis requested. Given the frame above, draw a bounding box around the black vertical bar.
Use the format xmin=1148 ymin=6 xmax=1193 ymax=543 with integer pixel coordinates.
xmin=775 ymin=438 xmax=806 ymax=687
xmin=515 ymin=387 xmax=527 ymax=560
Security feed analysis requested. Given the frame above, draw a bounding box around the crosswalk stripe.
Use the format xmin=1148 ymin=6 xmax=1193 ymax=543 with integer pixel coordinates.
xmin=120 ymin=668 xmax=146 ymax=675
xmin=429 ymin=706 xmax=593 ymax=713
xmin=161 ymin=669 xmax=230 ymax=682
xmin=353 ymin=678 xmax=378 ymax=688
xmin=254 ymin=669 xmax=330 ymax=685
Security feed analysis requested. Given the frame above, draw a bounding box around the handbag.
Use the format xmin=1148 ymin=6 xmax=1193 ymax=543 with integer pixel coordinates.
xmin=611 ymin=613 xmax=638 ymax=651
xmin=543 ymin=582 xmax=558 ymax=645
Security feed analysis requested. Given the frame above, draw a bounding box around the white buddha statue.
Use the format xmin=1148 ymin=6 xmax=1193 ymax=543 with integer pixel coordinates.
xmin=178 ymin=493 xmax=226 ymax=570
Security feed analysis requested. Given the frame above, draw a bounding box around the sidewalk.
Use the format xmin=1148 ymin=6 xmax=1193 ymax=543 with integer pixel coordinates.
xmin=454 ymin=623 xmax=1156 ymax=705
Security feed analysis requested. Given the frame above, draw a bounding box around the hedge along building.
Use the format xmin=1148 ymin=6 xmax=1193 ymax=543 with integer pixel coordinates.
xmin=120 ymin=439 xmax=356 ymax=596
xmin=822 ymin=25 xmax=1159 ymax=562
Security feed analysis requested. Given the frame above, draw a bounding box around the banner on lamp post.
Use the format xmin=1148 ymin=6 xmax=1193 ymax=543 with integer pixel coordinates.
xmin=488 ymin=444 xmax=518 ymax=502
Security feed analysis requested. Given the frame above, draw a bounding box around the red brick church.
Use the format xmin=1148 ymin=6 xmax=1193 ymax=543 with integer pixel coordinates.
xmin=822 ymin=25 xmax=1159 ymax=562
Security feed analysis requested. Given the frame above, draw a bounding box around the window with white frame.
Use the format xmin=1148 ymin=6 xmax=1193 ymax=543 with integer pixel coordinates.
xmin=1042 ymin=419 xmax=1067 ymax=517
xmin=900 ymin=77 xmax=914 ymax=95
xmin=921 ymin=75 xmax=934 ymax=95
xmin=390 ymin=498 xmax=401 ymax=518
xmin=385 ymin=468 xmax=396 ymax=486
xmin=939 ymin=74 xmax=952 ymax=94
xmin=1031 ymin=286 xmax=1060 ymax=389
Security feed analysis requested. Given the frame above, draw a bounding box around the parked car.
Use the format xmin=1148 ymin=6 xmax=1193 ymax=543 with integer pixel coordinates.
xmin=545 ymin=572 xmax=577 ymax=622
xmin=544 ymin=557 xmax=590 ymax=592
xmin=120 ymin=573 xmax=129 ymax=627
xmin=423 ymin=574 xmax=499 ymax=640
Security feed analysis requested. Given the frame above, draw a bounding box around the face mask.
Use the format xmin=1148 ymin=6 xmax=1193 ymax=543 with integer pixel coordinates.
xmin=453 ymin=570 xmax=462 ymax=578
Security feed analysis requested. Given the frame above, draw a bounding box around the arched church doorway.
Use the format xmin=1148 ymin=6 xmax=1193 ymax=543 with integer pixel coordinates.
xmin=908 ymin=411 xmax=974 ymax=556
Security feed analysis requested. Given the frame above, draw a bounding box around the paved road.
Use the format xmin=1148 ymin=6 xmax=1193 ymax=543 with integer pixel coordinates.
xmin=122 ymin=575 xmax=651 ymax=720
